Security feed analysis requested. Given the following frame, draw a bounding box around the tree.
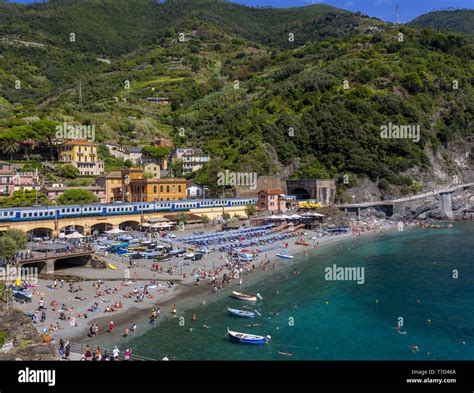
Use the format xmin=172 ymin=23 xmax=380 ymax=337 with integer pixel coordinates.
xmin=57 ymin=189 xmax=99 ymax=205
xmin=1 ymin=140 xmax=20 ymax=160
xmin=174 ymin=212 xmax=189 ymax=224
xmin=0 ymin=229 xmax=28 ymax=260
xmin=0 ymin=190 xmax=51 ymax=208
xmin=200 ymin=214 xmax=210 ymax=225
xmin=142 ymin=146 xmax=170 ymax=161
xmin=171 ymin=159 xmax=183 ymax=178
xmin=57 ymin=164 xmax=80 ymax=179
xmin=245 ymin=205 xmax=256 ymax=217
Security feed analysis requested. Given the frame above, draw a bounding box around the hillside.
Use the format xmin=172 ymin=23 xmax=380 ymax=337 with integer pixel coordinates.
xmin=0 ymin=0 xmax=473 ymax=200
xmin=408 ymin=9 xmax=474 ymax=35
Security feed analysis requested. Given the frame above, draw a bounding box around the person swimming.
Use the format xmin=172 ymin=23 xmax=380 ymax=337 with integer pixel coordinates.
xmin=409 ymin=344 xmax=420 ymax=353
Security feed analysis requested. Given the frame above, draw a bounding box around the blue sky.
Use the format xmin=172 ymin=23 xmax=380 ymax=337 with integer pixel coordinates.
xmin=8 ymin=0 xmax=474 ymax=23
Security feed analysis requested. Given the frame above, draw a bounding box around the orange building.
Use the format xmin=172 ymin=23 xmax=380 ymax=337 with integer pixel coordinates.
xmin=123 ymin=168 xmax=186 ymax=202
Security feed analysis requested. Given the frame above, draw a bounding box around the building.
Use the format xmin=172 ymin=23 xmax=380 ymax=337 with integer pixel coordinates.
xmin=97 ymin=171 xmax=123 ymax=203
xmin=286 ymin=179 xmax=336 ymax=204
xmin=12 ymin=171 xmax=41 ymax=192
xmin=105 ymin=143 xmax=130 ymax=161
xmin=257 ymin=189 xmax=288 ymax=214
xmin=126 ymin=147 xmax=143 ymax=165
xmin=146 ymin=97 xmax=170 ymax=104
xmin=124 ymin=168 xmax=186 ymax=202
xmin=0 ymin=161 xmax=15 ymax=197
xmin=186 ymin=182 xmax=204 ymax=198
xmin=143 ymin=163 xmax=161 ymax=179
xmin=57 ymin=140 xmax=105 ymax=176
xmin=155 ymin=136 xmax=174 ymax=148
xmin=173 ymin=148 xmax=210 ymax=175
xmin=42 ymin=184 xmax=106 ymax=204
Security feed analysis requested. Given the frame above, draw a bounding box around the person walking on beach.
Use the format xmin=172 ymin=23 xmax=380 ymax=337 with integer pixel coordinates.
xmin=64 ymin=340 xmax=71 ymax=360
xmin=108 ymin=321 xmax=114 ymax=333
xmin=112 ymin=346 xmax=120 ymax=360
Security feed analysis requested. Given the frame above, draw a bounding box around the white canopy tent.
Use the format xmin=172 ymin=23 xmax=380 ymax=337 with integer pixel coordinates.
xmin=65 ymin=232 xmax=84 ymax=239
xmin=105 ymin=228 xmax=126 ymax=235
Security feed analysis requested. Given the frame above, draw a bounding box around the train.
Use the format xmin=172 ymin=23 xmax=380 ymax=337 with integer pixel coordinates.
xmin=0 ymin=197 xmax=257 ymax=222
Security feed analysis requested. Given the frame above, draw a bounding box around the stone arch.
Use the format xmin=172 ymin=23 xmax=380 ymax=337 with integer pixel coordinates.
xmin=289 ymin=187 xmax=312 ymax=200
xmin=91 ymin=223 xmax=114 ymax=234
xmin=59 ymin=225 xmax=85 ymax=235
xmin=119 ymin=220 xmax=140 ymax=230
xmin=27 ymin=228 xmax=53 ymax=239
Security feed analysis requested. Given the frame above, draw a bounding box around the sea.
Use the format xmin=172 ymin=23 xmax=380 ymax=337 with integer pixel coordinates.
xmin=120 ymin=223 xmax=474 ymax=360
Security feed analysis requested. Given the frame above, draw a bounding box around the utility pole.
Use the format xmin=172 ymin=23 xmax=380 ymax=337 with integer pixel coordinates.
xmin=79 ymin=81 xmax=82 ymax=109
xmin=396 ymin=2 xmax=400 ymax=25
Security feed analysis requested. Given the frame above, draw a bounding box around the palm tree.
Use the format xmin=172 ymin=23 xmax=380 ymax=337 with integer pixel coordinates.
xmin=1 ymin=140 xmax=20 ymax=160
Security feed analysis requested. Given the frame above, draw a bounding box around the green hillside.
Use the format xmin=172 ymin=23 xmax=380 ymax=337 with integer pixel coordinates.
xmin=0 ymin=0 xmax=472 ymax=198
xmin=408 ymin=9 xmax=474 ymax=35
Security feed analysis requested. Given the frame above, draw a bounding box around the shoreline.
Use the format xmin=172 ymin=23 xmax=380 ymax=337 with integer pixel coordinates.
xmin=77 ymin=224 xmax=401 ymax=352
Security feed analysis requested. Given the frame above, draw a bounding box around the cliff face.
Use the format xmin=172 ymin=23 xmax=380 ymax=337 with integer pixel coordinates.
xmin=0 ymin=303 xmax=57 ymax=361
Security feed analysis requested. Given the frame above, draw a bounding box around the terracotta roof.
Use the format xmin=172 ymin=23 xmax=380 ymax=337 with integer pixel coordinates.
xmin=259 ymin=189 xmax=283 ymax=195
xmin=59 ymin=139 xmax=96 ymax=146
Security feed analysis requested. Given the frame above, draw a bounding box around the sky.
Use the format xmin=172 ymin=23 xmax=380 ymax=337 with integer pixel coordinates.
xmin=7 ymin=0 xmax=474 ymax=23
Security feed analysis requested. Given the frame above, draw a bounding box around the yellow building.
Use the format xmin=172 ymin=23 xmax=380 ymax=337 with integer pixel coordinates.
xmin=58 ymin=140 xmax=104 ymax=176
xmin=143 ymin=163 xmax=160 ymax=179
xmin=124 ymin=167 xmax=186 ymax=202
xmin=97 ymin=171 xmax=123 ymax=203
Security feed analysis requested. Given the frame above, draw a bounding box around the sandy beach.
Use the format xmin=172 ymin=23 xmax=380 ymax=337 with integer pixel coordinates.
xmin=12 ymin=219 xmax=401 ymax=357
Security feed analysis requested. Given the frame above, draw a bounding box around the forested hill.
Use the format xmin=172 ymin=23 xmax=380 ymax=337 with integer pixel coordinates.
xmin=408 ymin=9 xmax=474 ymax=35
xmin=0 ymin=0 xmax=382 ymax=55
xmin=0 ymin=0 xmax=473 ymax=199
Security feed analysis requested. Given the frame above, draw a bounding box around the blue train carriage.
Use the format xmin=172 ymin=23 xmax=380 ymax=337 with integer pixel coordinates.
xmin=0 ymin=197 xmax=258 ymax=222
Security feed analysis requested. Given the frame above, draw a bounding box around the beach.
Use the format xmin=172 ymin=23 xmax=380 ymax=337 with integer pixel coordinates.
xmin=13 ymin=219 xmax=400 ymax=357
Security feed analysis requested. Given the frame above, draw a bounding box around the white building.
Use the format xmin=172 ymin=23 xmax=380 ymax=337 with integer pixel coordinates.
xmin=173 ymin=148 xmax=210 ymax=175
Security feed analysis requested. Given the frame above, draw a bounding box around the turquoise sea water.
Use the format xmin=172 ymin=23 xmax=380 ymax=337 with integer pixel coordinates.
xmin=124 ymin=224 xmax=474 ymax=360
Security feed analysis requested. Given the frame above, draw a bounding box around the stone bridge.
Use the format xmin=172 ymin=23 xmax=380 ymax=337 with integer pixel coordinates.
xmin=13 ymin=250 xmax=95 ymax=275
xmin=337 ymin=183 xmax=474 ymax=219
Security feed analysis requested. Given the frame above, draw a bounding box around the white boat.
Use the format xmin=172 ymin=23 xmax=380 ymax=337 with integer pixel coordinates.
xmin=276 ymin=249 xmax=294 ymax=259
xmin=227 ymin=328 xmax=270 ymax=344
xmin=227 ymin=307 xmax=255 ymax=318
xmin=231 ymin=291 xmax=260 ymax=302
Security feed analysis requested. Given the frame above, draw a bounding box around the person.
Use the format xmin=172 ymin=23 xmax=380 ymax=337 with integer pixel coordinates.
xmin=108 ymin=321 xmax=114 ymax=332
xmin=58 ymin=339 xmax=65 ymax=358
xmin=124 ymin=348 xmax=132 ymax=361
xmin=172 ymin=304 xmax=177 ymax=315
xmin=84 ymin=345 xmax=93 ymax=361
xmin=64 ymin=340 xmax=71 ymax=360
xmin=112 ymin=346 xmax=120 ymax=360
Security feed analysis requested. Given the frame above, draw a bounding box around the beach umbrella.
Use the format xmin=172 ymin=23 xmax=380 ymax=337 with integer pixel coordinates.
xmin=105 ymin=228 xmax=126 ymax=235
xmin=65 ymin=232 xmax=84 ymax=239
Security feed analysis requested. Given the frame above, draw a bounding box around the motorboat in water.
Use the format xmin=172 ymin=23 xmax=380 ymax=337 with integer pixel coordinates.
xmin=227 ymin=328 xmax=270 ymax=344
xmin=231 ymin=291 xmax=262 ymax=302
xmin=227 ymin=307 xmax=255 ymax=318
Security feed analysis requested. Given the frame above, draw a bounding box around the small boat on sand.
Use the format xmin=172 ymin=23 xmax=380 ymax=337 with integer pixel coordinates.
xmin=231 ymin=291 xmax=261 ymax=302
xmin=227 ymin=307 xmax=255 ymax=318
xmin=227 ymin=328 xmax=270 ymax=344
xmin=276 ymin=249 xmax=294 ymax=259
